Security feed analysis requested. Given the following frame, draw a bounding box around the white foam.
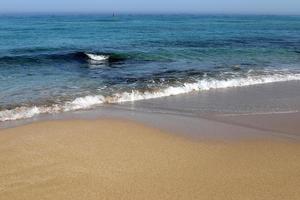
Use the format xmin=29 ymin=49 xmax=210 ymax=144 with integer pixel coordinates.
xmin=85 ymin=53 xmax=109 ymax=61
xmin=0 ymin=96 xmax=105 ymax=122
xmin=106 ymin=73 xmax=300 ymax=103
xmin=0 ymin=106 xmax=55 ymax=121
xmin=1 ymin=73 xmax=300 ymax=122
xmin=63 ymin=95 xmax=105 ymax=111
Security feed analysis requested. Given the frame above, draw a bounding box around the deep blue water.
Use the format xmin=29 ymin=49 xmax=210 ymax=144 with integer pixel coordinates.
xmin=0 ymin=14 xmax=300 ymax=121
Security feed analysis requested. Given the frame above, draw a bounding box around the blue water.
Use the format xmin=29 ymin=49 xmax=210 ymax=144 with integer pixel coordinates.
xmin=0 ymin=14 xmax=300 ymax=121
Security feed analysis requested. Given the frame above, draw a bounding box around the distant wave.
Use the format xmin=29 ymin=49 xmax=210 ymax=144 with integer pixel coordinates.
xmin=1 ymin=72 xmax=300 ymax=122
xmin=0 ymin=51 xmax=127 ymax=65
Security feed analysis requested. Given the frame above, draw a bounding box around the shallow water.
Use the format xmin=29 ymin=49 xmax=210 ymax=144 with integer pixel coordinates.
xmin=0 ymin=14 xmax=300 ymax=121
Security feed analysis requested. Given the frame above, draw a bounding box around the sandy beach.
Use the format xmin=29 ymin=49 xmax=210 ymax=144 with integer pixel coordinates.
xmin=0 ymin=119 xmax=300 ymax=200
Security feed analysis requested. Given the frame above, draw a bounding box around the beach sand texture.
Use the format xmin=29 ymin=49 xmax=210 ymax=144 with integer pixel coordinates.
xmin=0 ymin=119 xmax=300 ymax=200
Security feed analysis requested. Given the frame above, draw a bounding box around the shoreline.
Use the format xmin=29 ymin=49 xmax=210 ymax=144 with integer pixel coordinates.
xmin=1 ymin=80 xmax=300 ymax=199
xmin=1 ymin=79 xmax=300 ymax=123
xmin=0 ymin=118 xmax=300 ymax=199
xmin=2 ymin=80 xmax=300 ymax=138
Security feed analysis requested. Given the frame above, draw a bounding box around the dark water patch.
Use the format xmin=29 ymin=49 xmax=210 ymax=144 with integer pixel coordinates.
xmin=152 ymin=69 xmax=206 ymax=78
xmin=231 ymin=65 xmax=242 ymax=71
xmin=240 ymin=62 xmax=255 ymax=66
xmin=9 ymin=47 xmax=67 ymax=54
xmin=0 ymin=55 xmax=41 ymax=65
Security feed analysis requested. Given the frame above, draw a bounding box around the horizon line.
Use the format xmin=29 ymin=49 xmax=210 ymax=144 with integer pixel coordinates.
xmin=0 ymin=11 xmax=299 ymax=16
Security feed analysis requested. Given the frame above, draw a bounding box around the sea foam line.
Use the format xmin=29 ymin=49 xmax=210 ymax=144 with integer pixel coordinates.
xmin=1 ymin=73 xmax=300 ymax=122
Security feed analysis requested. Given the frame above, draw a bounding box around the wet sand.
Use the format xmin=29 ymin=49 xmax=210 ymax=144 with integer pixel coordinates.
xmin=0 ymin=119 xmax=300 ymax=200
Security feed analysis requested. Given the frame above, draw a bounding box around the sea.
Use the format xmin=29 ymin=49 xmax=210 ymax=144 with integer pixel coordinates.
xmin=1 ymin=14 xmax=300 ymax=122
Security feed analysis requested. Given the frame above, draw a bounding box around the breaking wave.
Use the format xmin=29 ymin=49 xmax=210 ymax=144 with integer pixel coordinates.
xmin=0 ymin=51 xmax=127 ymax=65
xmin=1 ymin=73 xmax=300 ymax=122
xmin=85 ymin=53 xmax=109 ymax=61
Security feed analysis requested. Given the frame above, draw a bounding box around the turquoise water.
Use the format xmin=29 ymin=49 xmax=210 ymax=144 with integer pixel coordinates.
xmin=0 ymin=14 xmax=300 ymax=121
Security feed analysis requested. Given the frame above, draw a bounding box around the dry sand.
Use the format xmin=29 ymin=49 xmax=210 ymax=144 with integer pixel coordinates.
xmin=0 ymin=119 xmax=300 ymax=200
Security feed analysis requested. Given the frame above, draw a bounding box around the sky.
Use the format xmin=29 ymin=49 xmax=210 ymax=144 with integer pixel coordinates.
xmin=1 ymin=0 xmax=300 ymax=15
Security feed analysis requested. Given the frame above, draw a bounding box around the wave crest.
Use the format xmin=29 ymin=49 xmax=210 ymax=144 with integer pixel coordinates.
xmin=85 ymin=53 xmax=109 ymax=61
xmin=0 ymin=51 xmax=128 ymax=65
